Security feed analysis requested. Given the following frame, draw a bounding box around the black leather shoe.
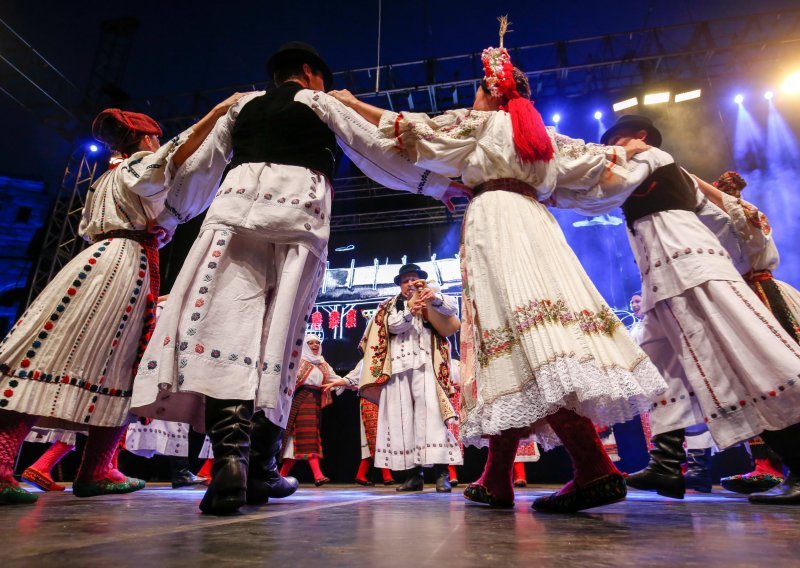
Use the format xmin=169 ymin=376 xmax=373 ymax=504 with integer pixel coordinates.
xmin=169 ymin=456 xmax=208 ymax=489
xmin=749 ymin=473 xmax=800 ymax=505
xmin=199 ymin=398 xmax=253 ymax=515
xmin=396 ymin=468 xmax=424 ymax=492
xmin=247 ymin=411 xmax=299 ymax=506
xmin=626 ymin=429 xmax=686 ymax=499
xmin=434 ymin=465 xmax=452 ymax=493
xmin=684 ymin=449 xmax=713 ymax=493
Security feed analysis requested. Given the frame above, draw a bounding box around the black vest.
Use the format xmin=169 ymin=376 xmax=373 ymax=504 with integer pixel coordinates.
xmin=621 ymin=162 xmax=697 ymax=232
xmin=226 ymin=83 xmax=337 ymax=180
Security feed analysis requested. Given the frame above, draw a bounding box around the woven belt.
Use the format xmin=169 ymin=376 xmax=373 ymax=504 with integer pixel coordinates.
xmin=744 ymin=269 xmax=773 ymax=284
xmin=474 ymin=178 xmax=538 ymax=198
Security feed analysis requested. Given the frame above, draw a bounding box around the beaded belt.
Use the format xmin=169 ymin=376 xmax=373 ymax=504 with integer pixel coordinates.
xmin=474 ymin=178 xmax=538 ymax=198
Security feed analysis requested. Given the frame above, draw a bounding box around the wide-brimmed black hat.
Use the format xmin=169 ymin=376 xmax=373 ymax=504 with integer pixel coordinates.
xmin=394 ymin=263 xmax=428 ymax=286
xmin=266 ymin=41 xmax=333 ymax=91
xmin=600 ymin=114 xmax=662 ymax=147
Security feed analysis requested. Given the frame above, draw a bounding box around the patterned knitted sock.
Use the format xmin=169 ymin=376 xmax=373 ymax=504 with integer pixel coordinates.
xmin=280 ymin=458 xmax=296 ymax=477
xmin=546 ymin=408 xmax=620 ymax=491
xmin=356 ymin=458 xmax=371 ymax=481
xmin=308 ymin=456 xmax=326 ymax=481
xmin=380 ymin=467 xmax=394 ymax=483
xmin=76 ymin=425 xmax=127 ymax=481
xmin=30 ymin=441 xmax=74 ymax=475
xmin=476 ymin=429 xmax=522 ymax=503
xmin=0 ymin=411 xmax=37 ymax=484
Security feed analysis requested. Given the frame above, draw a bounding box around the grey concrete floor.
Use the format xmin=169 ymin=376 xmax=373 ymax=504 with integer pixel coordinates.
xmin=3 ymin=483 xmax=800 ymax=567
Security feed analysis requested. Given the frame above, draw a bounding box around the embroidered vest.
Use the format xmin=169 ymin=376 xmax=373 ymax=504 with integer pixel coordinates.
xmin=621 ymin=163 xmax=697 ymax=232
xmin=226 ymin=82 xmax=337 ymax=180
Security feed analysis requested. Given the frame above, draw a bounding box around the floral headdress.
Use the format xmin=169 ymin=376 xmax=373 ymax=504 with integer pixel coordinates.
xmin=713 ymin=171 xmax=747 ymax=195
xmin=481 ymin=16 xmax=554 ymax=163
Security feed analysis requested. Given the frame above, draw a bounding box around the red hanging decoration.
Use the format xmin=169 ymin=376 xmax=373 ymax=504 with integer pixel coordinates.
xmin=345 ymin=309 xmax=357 ymax=328
xmin=311 ymin=311 xmax=323 ymax=330
xmin=328 ymin=310 xmax=341 ymax=330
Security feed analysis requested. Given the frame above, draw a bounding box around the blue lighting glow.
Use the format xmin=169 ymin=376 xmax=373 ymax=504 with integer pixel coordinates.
xmin=734 ymin=94 xmax=744 ymax=105
xmin=593 ymin=111 xmax=603 ymax=120
xmin=89 ymin=144 xmax=99 ymax=153
xmin=764 ymin=91 xmax=774 ymax=100
xmin=552 ymin=113 xmax=561 ymax=124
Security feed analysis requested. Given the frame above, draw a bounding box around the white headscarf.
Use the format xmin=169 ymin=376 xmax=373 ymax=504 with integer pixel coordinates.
xmin=302 ymin=333 xmax=325 ymax=365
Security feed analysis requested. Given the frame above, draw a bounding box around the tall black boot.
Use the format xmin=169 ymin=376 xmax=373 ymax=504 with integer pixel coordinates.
xmin=684 ymin=449 xmax=713 ymax=493
xmin=169 ymin=456 xmax=207 ymax=489
xmin=246 ymin=411 xmax=299 ymax=506
xmin=749 ymin=423 xmax=800 ymax=505
xmin=396 ymin=467 xmax=424 ymax=492
xmin=626 ymin=429 xmax=686 ymax=499
xmin=433 ymin=464 xmax=452 ymax=493
xmin=199 ymin=398 xmax=253 ymax=515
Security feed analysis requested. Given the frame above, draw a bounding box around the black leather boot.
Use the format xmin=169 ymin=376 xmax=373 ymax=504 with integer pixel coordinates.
xmin=626 ymin=429 xmax=686 ymax=499
xmin=749 ymin=425 xmax=800 ymax=505
xmin=684 ymin=449 xmax=713 ymax=493
xmin=434 ymin=464 xmax=452 ymax=493
xmin=169 ymin=456 xmax=207 ymax=489
xmin=199 ymin=398 xmax=253 ymax=515
xmin=396 ymin=467 xmax=424 ymax=492
xmin=246 ymin=411 xmax=299 ymax=506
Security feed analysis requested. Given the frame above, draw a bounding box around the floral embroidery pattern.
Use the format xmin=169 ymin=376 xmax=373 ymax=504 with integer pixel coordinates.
xmin=479 ymin=299 xmax=621 ymax=366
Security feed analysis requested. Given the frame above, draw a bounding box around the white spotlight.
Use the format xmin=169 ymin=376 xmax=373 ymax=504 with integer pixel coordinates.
xmin=643 ymin=92 xmax=670 ymax=105
xmin=594 ymin=111 xmax=603 ymax=120
xmin=552 ymin=113 xmax=561 ymax=124
xmin=612 ymin=97 xmax=638 ymax=112
xmin=764 ymin=90 xmax=774 ymax=100
xmin=734 ymin=94 xmax=744 ymax=105
xmin=674 ymin=89 xmax=702 ymax=103
xmin=89 ymin=144 xmax=99 ymax=153
xmin=782 ymin=71 xmax=800 ymax=94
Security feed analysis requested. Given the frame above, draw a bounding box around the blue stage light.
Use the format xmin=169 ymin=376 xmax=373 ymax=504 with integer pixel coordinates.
xmin=552 ymin=113 xmax=561 ymax=124
xmin=89 ymin=144 xmax=99 ymax=153
xmin=734 ymin=94 xmax=744 ymax=105
xmin=593 ymin=111 xmax=603 ymax=120
xmin=764 ymin=91 xmax=774 ymax=100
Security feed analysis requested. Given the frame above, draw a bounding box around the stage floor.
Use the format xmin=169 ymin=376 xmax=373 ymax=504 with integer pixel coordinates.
xmin=4 ymin=483 xmax=800 ymax=567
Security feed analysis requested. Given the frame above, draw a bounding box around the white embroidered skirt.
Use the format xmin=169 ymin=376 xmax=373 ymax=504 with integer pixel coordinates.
xmin=125 ymin=419 xmax=191 ymax=458
xmin=459 ymin=190 xmax=667 ymax=450
xmin=131 ymin=227 xmax=325 ymax=431
xmin=0 ymin=237 xmax=152 ymax=428
xmin=25 ymin=427 xmax=79 ymax=447
xmin=640 ymin=279 xmax=800 ymax=449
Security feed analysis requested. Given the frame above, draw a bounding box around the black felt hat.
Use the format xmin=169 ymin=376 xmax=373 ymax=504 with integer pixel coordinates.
xmin=266 ymin=41 xmax=333 ymax=91
xmin=394 ymin=263 xmax=428 ymax=286
xmin=600 ymin=114 xmax=663 ymax=147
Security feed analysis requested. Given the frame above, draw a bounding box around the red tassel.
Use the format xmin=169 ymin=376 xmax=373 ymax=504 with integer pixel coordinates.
xmin=507 ymin=97 xmax=554 ymax=163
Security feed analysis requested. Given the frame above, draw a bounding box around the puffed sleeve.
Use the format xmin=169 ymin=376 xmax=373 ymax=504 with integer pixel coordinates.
xmin=296 ymin=90 xmax=452 ymax=200
xmin=376 ymin=109 xmax=493 ymax=178
xmin=720 ymin=193 xmax=778 ymax=267
xmin=152 ymin=92 xmax=263 ymax=236
xmin=550 ymin=143 xmax=665 ymax=216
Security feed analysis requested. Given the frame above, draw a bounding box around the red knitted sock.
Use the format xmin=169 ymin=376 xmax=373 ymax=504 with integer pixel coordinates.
xmin=356 ymin=458 xmax=371 ymax=481
xmin=448 ymin=465 xmax=459 ymax=481
xmin=546 ymin=408 xmax=619 ymax=492
xmin=513 ymin=461 xmax=527 ymax=484
xmin=30 ymin=441 xmax=74 ymax=475
xmin=76 ymin=425 xmax=127 ymax=482
xmin=308 ymin=456 xmax=326 ymax=481
xmin=380 ymin=467 xmax=394 ymax=483
xmin=475 ymin=429 xmax=522 ymax=503
xmin=280 ymin=458 xmax=296 ymax=477
xmin=0 ymin=411 xmax=37 ymax=484
xmin=198 ymin=458 xmax=213 ymax=478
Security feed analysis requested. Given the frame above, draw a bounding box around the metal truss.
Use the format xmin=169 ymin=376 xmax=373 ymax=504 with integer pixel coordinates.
xmin=26 ymin=151 xmax=101 ymax=305
xmin=330 ymin=203 xmax=467 ymax=232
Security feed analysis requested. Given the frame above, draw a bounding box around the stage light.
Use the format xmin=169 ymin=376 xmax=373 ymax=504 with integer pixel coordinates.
xmin=89 ymin=144 xmax=99 ymax=153
xmin=782 ymin=71 xmax=800 ymax=94
xmin=643 ymin=92 xmax=670 ymax=105
xmin=552 ymin=113 xmax=561 ymax=124
xmin=734 ymin=94 xmax=744 ymax=105
xmin=612 ymin=97 xmax=638 ymax=112
xmin=594 ymin=111 xmax=603 ymax=120
xmin=674 ymin=89 xmax=701 ymax=103
xmin=764 ymin=91 xmax=774 ymax=100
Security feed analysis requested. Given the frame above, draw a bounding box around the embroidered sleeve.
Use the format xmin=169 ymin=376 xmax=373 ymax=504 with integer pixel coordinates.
xmin=375 ymin=109 xmax=492 ymax=178
xmin=119 ymin=130 xmax=191 ymax=199
xmin=721 ymin=193 xmax=773 ymax=262
xmin=430 ymin=293 xmax=458 ymax=317
xmin=296 ymin=90 xmax=452 ymax=200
